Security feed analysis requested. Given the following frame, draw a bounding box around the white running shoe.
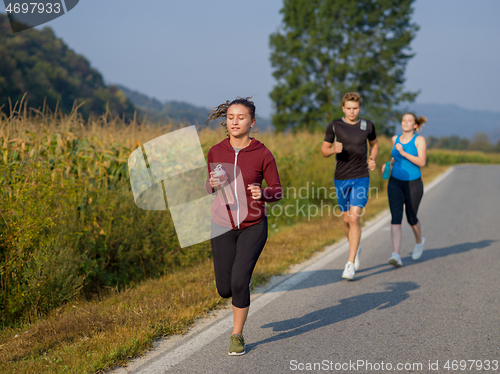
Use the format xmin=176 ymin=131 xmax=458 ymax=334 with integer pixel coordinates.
xmin=412 ymin=237 xmax=425 ymax=260
xmin=388 ymin=252 xmax=403 ymax=267
xmin=342 ymin=262 xmax=355 ymax=280
xmin=354 ymin=245 xmax=361 ymax=271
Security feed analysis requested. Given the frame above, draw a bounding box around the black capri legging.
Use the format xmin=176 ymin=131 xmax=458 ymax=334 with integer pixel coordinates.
xmin=210 ymin=217 xmax=268 ymax=308
xmin=388 ymin=177 xmax=424 ymax=226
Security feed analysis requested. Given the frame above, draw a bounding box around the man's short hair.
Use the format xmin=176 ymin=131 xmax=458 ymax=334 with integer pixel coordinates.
xmin=342 ymin=92 xmax=362 ymax=106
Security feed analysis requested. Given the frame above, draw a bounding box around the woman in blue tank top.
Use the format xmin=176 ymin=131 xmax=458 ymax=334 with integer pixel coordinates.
xmin=382 ymin=113 xmax=427 ymax=267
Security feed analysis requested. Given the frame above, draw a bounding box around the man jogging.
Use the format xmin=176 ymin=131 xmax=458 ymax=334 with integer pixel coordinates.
xmin=321 ymin=92 xmax=378 ymax=280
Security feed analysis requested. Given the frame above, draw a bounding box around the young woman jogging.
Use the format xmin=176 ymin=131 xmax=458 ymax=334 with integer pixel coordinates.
xmin=205 ymin=97 xmax=282 ymax=355
xmin=383 ymin=113 xmax=427 ymax=267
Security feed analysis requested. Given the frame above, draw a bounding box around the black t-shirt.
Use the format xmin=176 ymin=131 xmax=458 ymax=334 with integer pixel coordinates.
xmin=324 ymin=118 xmax=377 ymax=180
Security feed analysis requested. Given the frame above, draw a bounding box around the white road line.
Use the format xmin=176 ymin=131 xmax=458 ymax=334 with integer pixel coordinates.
xmin=133 ymin=241 xmax=351 ymax=373
xmin=131 ymin=167 xmax=455 ymax=373
xmin=423 ymin=166 xmax=454 ymax=192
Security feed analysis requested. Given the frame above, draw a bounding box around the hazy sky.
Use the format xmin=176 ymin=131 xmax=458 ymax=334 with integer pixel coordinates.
xmin=4 ymin=0 xmax=500 ymax=118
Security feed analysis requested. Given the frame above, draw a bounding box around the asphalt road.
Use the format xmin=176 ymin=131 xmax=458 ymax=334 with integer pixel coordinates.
xmin=113 ymin=165 xmax=500 ymax=374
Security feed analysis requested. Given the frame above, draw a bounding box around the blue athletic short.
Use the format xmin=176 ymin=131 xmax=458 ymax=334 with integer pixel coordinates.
xmin=334 ymin=177 xmax=370 ymax=212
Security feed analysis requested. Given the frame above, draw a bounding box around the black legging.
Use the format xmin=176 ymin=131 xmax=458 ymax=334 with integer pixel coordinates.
xmin=210 ymin=217 xmax=268 ymax=308
xmin=388 ymin=176 xmax=424 ymax=226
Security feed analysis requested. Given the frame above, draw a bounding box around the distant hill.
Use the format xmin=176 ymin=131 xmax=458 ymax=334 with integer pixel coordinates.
xmin=398 ymin=103 xmax=500 ymax=143
xmin=117 ymin=85 xmax=274 ymax=131
xmin=117 ymin=84 xmax=218 ymax=127
xmin=0 ymin=14 xmax=135 ymax=119
xmin=116 ymin=84 xmax=164 ymax=114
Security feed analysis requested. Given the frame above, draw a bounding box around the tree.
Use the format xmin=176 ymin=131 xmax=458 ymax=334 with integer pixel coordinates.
xmin=426 ymin=136 xmax=439 ymax=149
xmin=269 ymin=0 xmax=419 ymax=134
xmin=469 ymin=133 xmax=493 ymax=152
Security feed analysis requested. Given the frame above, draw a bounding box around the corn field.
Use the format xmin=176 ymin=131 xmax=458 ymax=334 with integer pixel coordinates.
xmin=0 ymin=100 xmax=196 ymax=326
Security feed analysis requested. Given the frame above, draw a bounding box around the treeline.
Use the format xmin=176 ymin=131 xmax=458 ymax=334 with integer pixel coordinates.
xmin=427 ymin=133 xmax=500 ymax=153
xmin=0 ymin=14 xmax=135 ymax=119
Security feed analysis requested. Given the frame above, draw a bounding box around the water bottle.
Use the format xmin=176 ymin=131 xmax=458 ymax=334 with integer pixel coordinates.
xmin=212 ymin=164 xmax=235 ymax=205
xmin=382 ymin=162 xmax=391 ymax=180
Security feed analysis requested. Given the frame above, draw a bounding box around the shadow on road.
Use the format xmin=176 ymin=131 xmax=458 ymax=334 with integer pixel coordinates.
xmin=249 ymin=282 xmax=418 ymax=351
xmin=262 ymin=240 xmax=496 ymax=293
xmin=355 ymin=240 xmax=497 ymax=280
xmin=263 ymin=269 xmax=343 ymax=293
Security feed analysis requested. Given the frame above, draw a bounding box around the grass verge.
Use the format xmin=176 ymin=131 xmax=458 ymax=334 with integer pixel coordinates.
xmin=0 ymin=164 xmax=449 ymax=374
xmin=427 ymin=149 xmax=500 ymax=164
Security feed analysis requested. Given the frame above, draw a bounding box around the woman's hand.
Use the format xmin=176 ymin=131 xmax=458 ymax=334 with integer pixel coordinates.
xmin=210 ymin=172 xmax=222 ymax=189
xmin=247 ymin=184 xmax=262 ymax=200
xmin=395 ymin=138 xmax=426 ymax=167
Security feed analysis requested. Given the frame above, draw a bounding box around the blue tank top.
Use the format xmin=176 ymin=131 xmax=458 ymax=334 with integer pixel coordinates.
xmin=391 ymin=134 xmax=421 ymax=181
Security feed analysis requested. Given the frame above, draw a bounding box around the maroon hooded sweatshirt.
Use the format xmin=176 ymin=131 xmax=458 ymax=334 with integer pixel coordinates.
xmin=205 ymin=137 xmax=282 ymax=230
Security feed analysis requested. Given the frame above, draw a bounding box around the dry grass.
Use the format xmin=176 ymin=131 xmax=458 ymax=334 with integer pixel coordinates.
xmin=0 ymin=260 xmax=223 ymax=373
xmin=0 ymin=160 xmax=449 ymax=374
